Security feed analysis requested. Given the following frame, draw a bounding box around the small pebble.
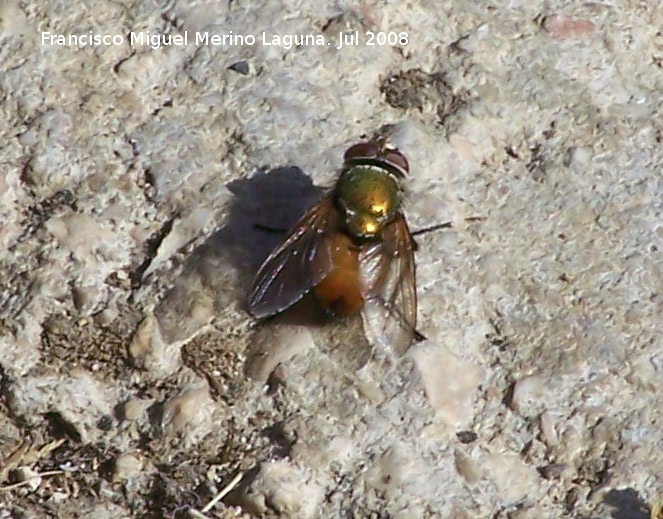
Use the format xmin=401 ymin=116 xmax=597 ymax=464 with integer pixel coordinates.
xmin=161 ymin=386 xmax=212 ymax=433
xmin=543 ymin=14 xmax=595 ymax=40
xmin=228 ymin=60 xmax=250 ymax=75
xmin=112 ymin=453 xmax=142 ymax=482
xmin=119 ymin=398 xmax=148 ymax=421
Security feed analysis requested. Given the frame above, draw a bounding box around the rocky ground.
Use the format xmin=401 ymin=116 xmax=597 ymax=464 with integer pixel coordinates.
xmin=1 ymin=1 xmax=662 ymax=518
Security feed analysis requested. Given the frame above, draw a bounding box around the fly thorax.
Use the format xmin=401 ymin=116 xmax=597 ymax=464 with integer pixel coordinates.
xmin=335 ymin=166 xmax=401 ymax=239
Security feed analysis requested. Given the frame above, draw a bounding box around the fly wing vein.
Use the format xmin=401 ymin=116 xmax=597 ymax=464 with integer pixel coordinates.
xmin=248 ymin=195 xmax=337 ymax=318
xmin=359 ymin=213 xmax=418 ymax=356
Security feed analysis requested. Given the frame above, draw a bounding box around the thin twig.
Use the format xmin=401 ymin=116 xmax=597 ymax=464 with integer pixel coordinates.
xmin=200 ymin=471 xmax=243 ymax=512
xmin=0 ymin=470 xmax=65 ymax=491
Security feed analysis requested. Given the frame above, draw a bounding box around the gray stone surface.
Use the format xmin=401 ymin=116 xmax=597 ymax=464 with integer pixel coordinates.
xmin=1 ymin=1 xmax=661 ymax=518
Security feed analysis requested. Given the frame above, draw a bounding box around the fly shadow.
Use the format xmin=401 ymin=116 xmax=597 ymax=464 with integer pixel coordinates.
xmin=603 ymin=488 xmax=650 ymax=519
xmin=153 ymin=166 xmax=326 ymax=345
xmin=221 ymin=165 xmax=326 ymax=289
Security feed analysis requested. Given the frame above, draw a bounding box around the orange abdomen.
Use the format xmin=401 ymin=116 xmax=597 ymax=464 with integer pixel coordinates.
xmin=311 ymin=232 xmax=364 ymax=316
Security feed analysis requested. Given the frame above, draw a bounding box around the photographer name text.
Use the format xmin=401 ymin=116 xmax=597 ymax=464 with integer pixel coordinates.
xmin=41 ymin=30 xmax=409 ymax=50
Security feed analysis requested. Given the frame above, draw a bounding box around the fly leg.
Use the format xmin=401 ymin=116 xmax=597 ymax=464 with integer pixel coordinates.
xmin=411 ymin=221 xmax=452 ymax=236
xmin=410 ymin=221 xmax=452 ymax=250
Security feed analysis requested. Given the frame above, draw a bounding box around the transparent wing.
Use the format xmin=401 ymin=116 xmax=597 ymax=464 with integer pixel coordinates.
xmin=359 ymin=213 xmax=419 ymax=357
xmin=319 ymin=313 xmax=373 ymax=373
xmin=248 ymin=195 xmax=339 ymax=319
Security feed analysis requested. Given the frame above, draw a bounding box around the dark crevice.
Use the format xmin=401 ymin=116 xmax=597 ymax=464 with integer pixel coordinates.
xmin=129 ymin=215 xmax=177 ymax=289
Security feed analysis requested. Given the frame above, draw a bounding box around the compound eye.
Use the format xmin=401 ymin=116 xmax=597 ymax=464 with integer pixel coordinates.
xmin=382 ymin=149 xmax=409 ymax=175
xmin=344 ymin=142 xmax=379 ymax=162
